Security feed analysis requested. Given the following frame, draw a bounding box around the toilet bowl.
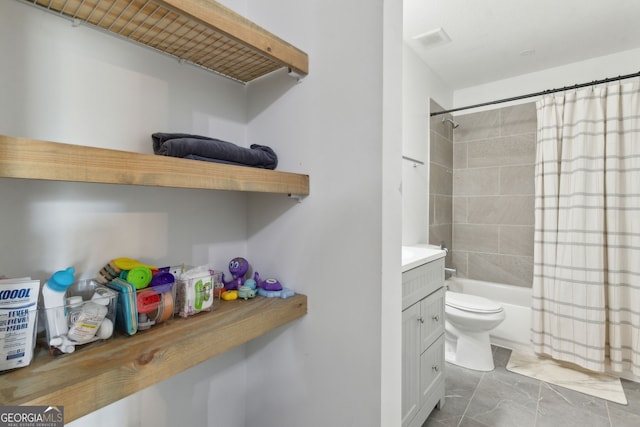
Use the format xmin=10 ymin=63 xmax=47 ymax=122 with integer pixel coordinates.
xmin=445 ymin=291 xmax=505 ymax=371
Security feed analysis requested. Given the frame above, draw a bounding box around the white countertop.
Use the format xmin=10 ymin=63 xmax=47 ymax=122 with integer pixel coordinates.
xmin=401 ymin=245 xmax=446 ymax=272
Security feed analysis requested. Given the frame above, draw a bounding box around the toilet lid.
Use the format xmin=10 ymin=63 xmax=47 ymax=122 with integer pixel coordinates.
xmin=446 ymin=292 xmax=503 ymax=313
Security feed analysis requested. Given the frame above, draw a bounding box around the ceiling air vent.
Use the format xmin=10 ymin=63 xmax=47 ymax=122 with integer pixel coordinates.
xmin=413 ymin=27 xmax=452 ymax=49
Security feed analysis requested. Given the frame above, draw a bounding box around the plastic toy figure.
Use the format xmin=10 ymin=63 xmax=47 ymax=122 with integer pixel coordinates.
xmin=238 ymin=285 xmax=256 ymax=300
xmin=222 ymin=257 xmax=249 ymax=290
xmin=253 ymin=272 xmax=283 ymax=291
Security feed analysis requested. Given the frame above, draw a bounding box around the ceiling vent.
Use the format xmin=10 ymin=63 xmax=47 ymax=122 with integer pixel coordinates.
xmin=412 ymin=27 xmax=452 ymax=49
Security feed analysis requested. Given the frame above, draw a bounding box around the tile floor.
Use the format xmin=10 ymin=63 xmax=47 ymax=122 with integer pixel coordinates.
xmin=424 ymin=346 xmax=640 ymax=427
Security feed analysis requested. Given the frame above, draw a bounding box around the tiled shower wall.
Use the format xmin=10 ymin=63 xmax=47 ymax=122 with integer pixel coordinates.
xmin=428 ymin=99 xmax=453 ymax=267
xmin=451 ymin=102 xmax=536 ymax=287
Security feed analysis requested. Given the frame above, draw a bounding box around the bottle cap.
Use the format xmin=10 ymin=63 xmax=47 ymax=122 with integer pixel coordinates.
xmin=48 ymin=267 xmax=75 ymax=292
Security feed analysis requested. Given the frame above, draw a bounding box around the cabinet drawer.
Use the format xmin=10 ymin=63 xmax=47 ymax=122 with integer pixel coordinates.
xmin=402 ymin=258 xmax=444 ymax=310
xmin=420 ymin=288 xmax=444 ymax=351
xmin=420 ymin=334 xmax=444 ymax=407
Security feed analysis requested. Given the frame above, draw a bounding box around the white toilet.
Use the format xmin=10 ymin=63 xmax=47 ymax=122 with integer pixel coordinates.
xmin=444 ymin=291 xmax=505 ymax=371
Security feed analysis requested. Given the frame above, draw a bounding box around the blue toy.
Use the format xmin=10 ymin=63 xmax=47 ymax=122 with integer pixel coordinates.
xmin=257 ymin=287 xmax=295 ymax=299
xmin=244 ymin=278 xmax=257 ymax=290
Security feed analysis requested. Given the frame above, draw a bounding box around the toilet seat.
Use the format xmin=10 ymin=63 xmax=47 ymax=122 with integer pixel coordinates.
xmin=446 ymin=292 xmax=503 ymax=314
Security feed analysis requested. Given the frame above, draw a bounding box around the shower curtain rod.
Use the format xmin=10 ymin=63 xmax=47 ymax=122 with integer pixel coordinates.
xmin=430 ymin=70 xmax=640 ymax=117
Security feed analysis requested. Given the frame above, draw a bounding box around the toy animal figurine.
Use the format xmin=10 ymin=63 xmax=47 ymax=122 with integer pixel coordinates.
xmin=220 ymin=290 xmax=238 ymax=301
xmin=253 ymin=272 xmax=283 ymax=291
xmin=237 ymin=285 xmax=256 ymax=300
xmin=244 ymin=278 xmax=257 ymax=290
xmin=222 ymin=257 xmax=249 ymax=290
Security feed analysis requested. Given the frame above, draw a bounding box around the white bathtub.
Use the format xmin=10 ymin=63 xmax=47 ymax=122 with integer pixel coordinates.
xmin=446 ymin=277 xmax=532 ymax=353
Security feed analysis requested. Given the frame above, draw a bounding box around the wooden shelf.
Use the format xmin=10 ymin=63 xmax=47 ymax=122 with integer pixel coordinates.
xmin=0 ymin=294 xmax=307 ymax=422
xmin=0 ymin=135 xmax=310 ymax=196
xmin=20 ymin=0 xmax=309 ymax=83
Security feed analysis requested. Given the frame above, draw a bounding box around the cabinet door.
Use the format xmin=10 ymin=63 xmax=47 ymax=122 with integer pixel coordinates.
xmin=420 ymin=288 xmax=445 ymax=352
xmin=402 ymin=303 xmax=421 ymax=427
xmin=420 ymin=334 xmax=445 ymax=408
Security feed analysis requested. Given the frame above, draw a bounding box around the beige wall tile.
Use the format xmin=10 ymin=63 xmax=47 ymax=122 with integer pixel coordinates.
xmin=430 ymin=131 xmax=453 ymax=168
xmin=429 ymin=195 xmax=435 ymax=225
xmin=433 ymin=195 xmax=452 ymax=225
xmin=453 ymin=142 xmax=467 ymax=169
xmin=429 ymin=223 xmax=452 ymax=249
xmin=453 ymin=224 xmax=500 ymax=252
xmin=451 ymin=250 xmax=468 ymax=277
xmin=429 ymin=162 xmax=452 ymax=196
xmin=453 ymin=196 xmax=468 ymax=224
xmin=500 ymin=164 xmax=535 ymax=195
xmin=500 ymin=102 xmax=537 ymax=135
xmin=429 ymin=100 xmax=453 ymax=253
xmin=467 ymin=134 xmax=535 ymax=168
xmin=468 ymin=252 xmax=533 ymax=287
xmin=467 ymin=195 xmax=534 ymax=225
xmin=448 ymin=102 xmax=536 ymax=287
xmin=454 ymin=110 xmax=500 ymax=142
xmin=500 ymin=225 xmax=534 ymax=257
xmin=454 ymin=167 xmax=499 ymax=196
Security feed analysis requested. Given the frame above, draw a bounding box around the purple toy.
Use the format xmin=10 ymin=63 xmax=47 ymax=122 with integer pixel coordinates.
xmin=222 ymin=257 xmax=249 ymax=290
xmin=254 ymin=272 xmax=283 ymax=291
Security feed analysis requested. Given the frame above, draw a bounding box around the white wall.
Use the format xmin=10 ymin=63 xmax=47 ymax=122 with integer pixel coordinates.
xmin=1 ymin=1 xmax=399 ymax=427
xmin=242 ymin=1 xmax=391 ymax=425
xmin=401 ymin=45 xmax=453 ymax=246
xmin=380 ymin=1 xmax=405 ymax=423
xmin=453 ymin=47 xmax=640 ymax=113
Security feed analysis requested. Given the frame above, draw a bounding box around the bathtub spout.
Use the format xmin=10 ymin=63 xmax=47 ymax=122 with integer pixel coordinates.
xmin=444 ymin=267 xmax=457 ymax=277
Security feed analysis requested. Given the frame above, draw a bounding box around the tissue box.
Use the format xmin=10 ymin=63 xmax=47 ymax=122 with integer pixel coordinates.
xmin=40 ymin=279 xmax=117 ymax=354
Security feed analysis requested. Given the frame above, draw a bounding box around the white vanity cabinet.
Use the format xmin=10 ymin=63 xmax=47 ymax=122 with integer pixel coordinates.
xmin=402 ymin=254 xmax=445 ymax=427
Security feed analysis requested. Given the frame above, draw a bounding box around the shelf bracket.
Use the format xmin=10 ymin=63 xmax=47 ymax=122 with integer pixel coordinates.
xmin=288 ymin=193 xmax=305 ymax=203
xmin=288 ymin=68 xmax=305 ymax=83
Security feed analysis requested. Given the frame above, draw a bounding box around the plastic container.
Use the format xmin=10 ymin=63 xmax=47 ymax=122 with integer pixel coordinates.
xmin=40 ymin=279 xmax=118 ymax=355
xmin=176 ymin=266 xmax=221 ymax=318
xmin=66 ymin=301 xmax=109 ymax=343
xmin=136 ymin=277 xmax=176 ymax=331
xmin=106 ymin=274 xmax=176 ymax=334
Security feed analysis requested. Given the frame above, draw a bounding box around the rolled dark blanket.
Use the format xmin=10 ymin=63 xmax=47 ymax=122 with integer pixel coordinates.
xmin=152 ymin=132 xmax=278 ymax=170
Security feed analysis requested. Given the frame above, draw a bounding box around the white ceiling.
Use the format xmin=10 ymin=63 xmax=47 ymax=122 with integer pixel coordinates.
xmin=403 ymin=0 xmax=640 ymax=90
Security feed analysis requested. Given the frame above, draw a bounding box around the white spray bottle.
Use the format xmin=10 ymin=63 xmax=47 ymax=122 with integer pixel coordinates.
xmin=42 ymin=266 xmax=75 ymax=345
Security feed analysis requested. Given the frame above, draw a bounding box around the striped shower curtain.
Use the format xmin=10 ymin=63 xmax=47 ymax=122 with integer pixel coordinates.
xmin=531 ymin=80 xmax=640 ymax=375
